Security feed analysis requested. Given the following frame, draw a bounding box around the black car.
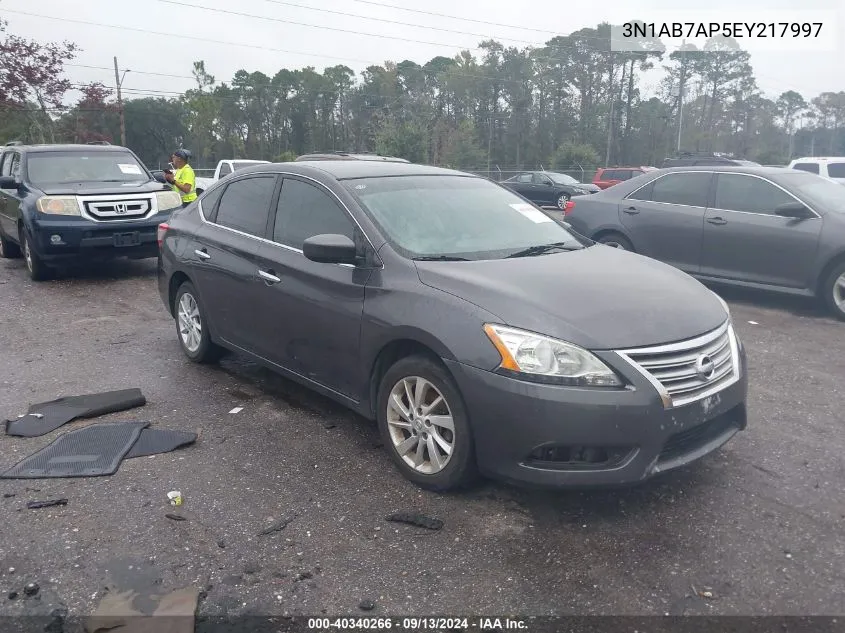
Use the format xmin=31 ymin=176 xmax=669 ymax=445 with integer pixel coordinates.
xmin=565 ymin=166 xmax=845 ymax=320
xmin=501 ymin=171 xmax=599 ymax=209
xmin=0 ymin=144 xmax=182 ymax=280
xmin=157 ymin=160 xmax=747 ymax=491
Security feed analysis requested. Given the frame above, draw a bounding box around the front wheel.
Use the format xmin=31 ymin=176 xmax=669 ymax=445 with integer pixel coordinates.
xmin=821 ymin=262 xmax=845 ymax=322
xmin=376 ymin=355 xmax=478 ymax=491
xmin=174 ymin=281 xmax=223 ymax=363
xmin=556 ymin=193 xmax=570 ymax=210
xmin=596 ymin=232 xmax=634 ymax=251
xmin=21 ymin=231 xmax=50 ymax=281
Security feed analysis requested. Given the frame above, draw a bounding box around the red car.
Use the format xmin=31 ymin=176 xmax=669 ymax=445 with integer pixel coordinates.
xmin=593 ymin=166 xmax=656 ymax=189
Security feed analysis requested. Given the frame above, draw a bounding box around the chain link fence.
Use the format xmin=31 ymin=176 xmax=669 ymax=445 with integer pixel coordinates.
xmin=464 ymin=165 xmax=601 ymax=184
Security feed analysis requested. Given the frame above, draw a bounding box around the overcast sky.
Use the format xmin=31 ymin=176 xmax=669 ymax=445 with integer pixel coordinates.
xmin=2 ymin=0 xmax=843 ymax=103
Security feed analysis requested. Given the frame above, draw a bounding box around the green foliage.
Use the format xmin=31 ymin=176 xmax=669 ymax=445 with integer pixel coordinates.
xmin=551 ymin=143 xmax=601 ymax=170
xmin=274 ymin=150 xmax=297 ymax=163
xmin=374 ymin=117 xmax=428 ymax=163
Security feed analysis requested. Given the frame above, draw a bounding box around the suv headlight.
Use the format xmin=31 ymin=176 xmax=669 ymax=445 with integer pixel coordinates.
xmin=36 ymin=196 xmax=80 ymax=216
xmin=156 ymin=190 xmax=182 ymax=212
xmin=483 ymin=324 xmax=622 ymax=387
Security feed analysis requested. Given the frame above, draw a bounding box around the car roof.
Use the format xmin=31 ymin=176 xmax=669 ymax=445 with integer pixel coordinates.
xmin=247 ymin=160 xmax=473 ymax=180
xmin=659 ymin=165 xmax=796 ymax=176
xmin=790 ymin=157 xmax=845 ymax=162
xmin=3 ymin=143 xmax=132 ymax=153
xmin=295 ymin=152 xmax=409 ymax=163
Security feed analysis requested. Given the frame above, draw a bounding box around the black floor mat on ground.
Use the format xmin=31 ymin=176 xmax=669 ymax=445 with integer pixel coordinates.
xmin=4 ymin=388 xmax=146 ymax=438
xmin=125 ymin=428 xmax=197 ymax=459
xmin=0 ymin=421 xmax=149 ymax=479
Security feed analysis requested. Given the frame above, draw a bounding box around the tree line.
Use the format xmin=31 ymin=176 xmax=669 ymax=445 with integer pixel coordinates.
xmin=2 ymin=19 xmax=844 ymax=176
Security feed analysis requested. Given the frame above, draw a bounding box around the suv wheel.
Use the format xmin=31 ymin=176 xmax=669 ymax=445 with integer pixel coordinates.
xmin=174 ymin=281 xmax=223 ymax=362
xmin=821 ymin=262 xmax=845 ymax=322
xmin=21 ymin=231 xmax=50 ymax=281
xmin=0 ymin=229 xmax=21 ymax=259
xmin=376 ymin=355 xmax=478 ymax=491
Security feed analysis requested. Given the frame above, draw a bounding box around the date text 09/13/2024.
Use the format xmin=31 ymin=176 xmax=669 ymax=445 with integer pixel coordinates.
xmin=306 ymin=617 xmax=528 ymax=630
xmin=623 ymin=21 xmax=823 ymax=39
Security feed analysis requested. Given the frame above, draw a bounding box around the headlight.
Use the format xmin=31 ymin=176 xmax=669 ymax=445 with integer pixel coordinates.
xmin=483 ymin=324 xmax=623 ymax=387
xmin=156 ymin=190 xmax=182 ymax=212
xmin=36 ymin=196 xmax=80 ymax=215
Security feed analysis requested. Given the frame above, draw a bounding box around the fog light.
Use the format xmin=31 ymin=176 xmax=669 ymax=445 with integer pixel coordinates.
xmin=50 ymin=234 xmax=63 ymax=244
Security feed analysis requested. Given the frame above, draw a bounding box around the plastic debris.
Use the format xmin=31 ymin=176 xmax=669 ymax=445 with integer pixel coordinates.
xmin=258 ymin=516 xmax=295 ymax=536
xmin=359 ymin=599 xmax=376 ymax=611
xmin=229 ymin=407 xmax=243 ymax=414
xmin=165 ymin=513 xmax=186 ymax=522
xmin=167 ymin=491 xmax=183 ymax=506
xmin=27 ymin=499 xmax=68 ymax=510
xmin=748 ymin=321 xmax=759 ymax=325
xmin=386 ymin=511 xmax=443 ymax=531
xmin=23 ymin=583 xmax=39 ymax=597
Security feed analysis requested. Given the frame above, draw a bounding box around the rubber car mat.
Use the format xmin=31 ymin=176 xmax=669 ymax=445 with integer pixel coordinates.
xmin=0 ymin=421 xmax=149 ymax=479
xmin=125 ymin=428 xmax=197 ymax=459
xmin=4 ymin=388 xmax=147 ymax=438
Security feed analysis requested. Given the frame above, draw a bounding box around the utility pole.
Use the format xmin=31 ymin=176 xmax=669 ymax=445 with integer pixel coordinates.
xmin=676 ymin=40 xmax=686 ymax=153
xmin=113 ymin=56 xmax=127 ymax=146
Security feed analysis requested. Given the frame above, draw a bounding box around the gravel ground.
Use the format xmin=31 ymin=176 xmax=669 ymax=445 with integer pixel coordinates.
xmin=0 ymin=256 xmax=844 ymax=621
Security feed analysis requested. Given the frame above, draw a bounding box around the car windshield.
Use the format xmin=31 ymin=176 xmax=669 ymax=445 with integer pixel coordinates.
xmin=777 ymin=172 xmax=845 ymax=212
xmin=548 ymin=173 xmax=579 ymax=185
xmin=343 ymin=175 xmax=586 ymax=260
xmin=26 ymin=151 xmax=149 ymax=185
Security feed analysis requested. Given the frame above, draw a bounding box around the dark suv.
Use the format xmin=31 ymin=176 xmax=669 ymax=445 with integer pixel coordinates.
xmin=0 ymin=143 xmax=182 ymax=280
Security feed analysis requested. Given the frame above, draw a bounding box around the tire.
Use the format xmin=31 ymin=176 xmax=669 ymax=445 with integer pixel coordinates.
xmin=596 ymin=232 xmax=634 ymax=251
xmin=0 ymin=228 xmax=21 ymax=259
xmin=21 ymin=230 xmax=50 ymax=281
xmin=376 ymin=355 xmax=478 ymax=491
xmin=821 ymin=261 xmax=845 ymax=322
xmin=556 ymin=193 xmax=570 ymax=209
xmin=173 ymin=281 xmax=223 ymax=363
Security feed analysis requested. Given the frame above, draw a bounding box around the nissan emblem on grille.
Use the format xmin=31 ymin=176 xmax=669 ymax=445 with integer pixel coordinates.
xmin=694 ymin=354 xmax=716 ymax=380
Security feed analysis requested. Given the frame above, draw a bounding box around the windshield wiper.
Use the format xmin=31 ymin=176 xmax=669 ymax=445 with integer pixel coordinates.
xmin=506 ymin=241 xmax=581 ymax=258
xmin=413 ymin=255 xmax=470 ymax=261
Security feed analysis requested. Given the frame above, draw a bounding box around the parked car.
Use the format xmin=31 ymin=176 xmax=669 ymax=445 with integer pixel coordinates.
xmin=0 ymin=143 xmax=182 ymax=280
xmin=593 ymin=166 xmax=656 ymax=189
xmin=662 ymin=153 xmax=759 ymax=168
xmin=158 ymin=160 xmax=747 ymax=491
xmin=501 ymin=171 xmax=599 ymax=209
xmin=565 ymin=165 xmax=845 ymax=320
xmin=788 ymin=157 xmax=845 ymax=184
xmin=295 ymin=152 xmax=409 ymax=163
xmin=194 ymin=159 xmax=271 ymax=191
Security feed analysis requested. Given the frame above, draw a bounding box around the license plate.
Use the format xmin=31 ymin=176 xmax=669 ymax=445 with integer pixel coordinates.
xmin=113 ymin=232 xmax=140 ymax=247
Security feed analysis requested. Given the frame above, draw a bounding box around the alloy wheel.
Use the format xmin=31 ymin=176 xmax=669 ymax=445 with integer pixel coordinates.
xmin=23 ymin=236 xmax=33 ymax=272
xmin=556 ymin=194 xmax=569 ymax=210
xmin=177 ymin=292 xmax=203 ymax=353
xmin=833 ymin=272 xmax=845 ymax=313
xmin=386 ymin=376 xmax=455 ymax=474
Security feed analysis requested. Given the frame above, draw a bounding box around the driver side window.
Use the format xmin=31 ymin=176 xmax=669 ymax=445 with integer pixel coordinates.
xmin=534 ymin=174 xmax=553 ymax=186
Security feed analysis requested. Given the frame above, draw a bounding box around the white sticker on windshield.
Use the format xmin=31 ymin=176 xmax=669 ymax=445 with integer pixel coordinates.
xmin=510 ymin=203 xmax=552 ymax=223
xmin=118 ymin=163 xmax=142 ymax=175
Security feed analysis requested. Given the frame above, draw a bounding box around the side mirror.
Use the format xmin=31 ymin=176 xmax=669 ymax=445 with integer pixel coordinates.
xmin=0 ymin=176 xmax=19 ymax=190
xmin=152 ymin=172 xmax=168 ymax=184
xmin=303 ymin=234 xmax=358 ymax=265
xmin=775 ymin=201 xmax=813 ymax=219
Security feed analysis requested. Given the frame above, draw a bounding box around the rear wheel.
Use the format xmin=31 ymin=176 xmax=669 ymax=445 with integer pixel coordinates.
xmin=556 ymin=193 xmax=570 ymax=209
xmin=596 ymin=232 xmax=634 ymax=251
xmin=174 ymin=281 xmax=223 ymax=363
xmin=0 ymin=228 xmax=21 ymax=259
xmin=376 ymin=355 xmax=478 ymax=491
xmin=821 ymin=261 xmax=845 ymax=322
xmin=21 ymin=231 xmax=50 ymax=281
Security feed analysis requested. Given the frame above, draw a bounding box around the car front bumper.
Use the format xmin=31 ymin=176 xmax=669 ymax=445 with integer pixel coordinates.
xmin=28 ymin=212 xmax=171 ymax=263
xmin=444 ymin=340 xmax=748 ymax=488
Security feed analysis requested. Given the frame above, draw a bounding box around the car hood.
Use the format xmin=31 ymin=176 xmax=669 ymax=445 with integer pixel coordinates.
xmin=414 ymin=245 xmax=727 ymax=350
xmin=34 ymin=180 xmax=169 ymax=196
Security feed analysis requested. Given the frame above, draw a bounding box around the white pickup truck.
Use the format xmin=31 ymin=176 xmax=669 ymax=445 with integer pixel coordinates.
xmin=195 ymin=159 xmax=270 ymax=192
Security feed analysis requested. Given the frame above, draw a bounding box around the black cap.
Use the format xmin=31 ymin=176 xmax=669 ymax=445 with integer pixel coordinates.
xmin=172 ymin=149 xmax=191 ymax=161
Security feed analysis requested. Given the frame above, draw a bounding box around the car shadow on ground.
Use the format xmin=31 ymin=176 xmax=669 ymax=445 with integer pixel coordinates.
xmin=53 ymin=258 xmax=158 ymax=282
xmin=705 ymin=282 xmax=829 ymax=319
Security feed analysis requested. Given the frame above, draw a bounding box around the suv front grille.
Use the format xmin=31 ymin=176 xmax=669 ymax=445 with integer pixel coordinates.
xmin=618 ymin=322 xmax=739 ymax=408
xmin=84 ymin=198 xmax=151 ymax=221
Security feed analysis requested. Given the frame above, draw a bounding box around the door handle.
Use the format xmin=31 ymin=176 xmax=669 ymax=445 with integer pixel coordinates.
xmin=707 ymin=217 xmax=728 ymax=225
xmin=623 ymin=206 xmax=639 ymax=214
xmin=194 ymin=249 xmax=210 ymax=260
xmin=258 ymin=269 xmax=281 ymax=284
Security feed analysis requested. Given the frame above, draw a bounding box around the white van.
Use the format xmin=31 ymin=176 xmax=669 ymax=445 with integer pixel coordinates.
xmin=788 ymin=157 xmax=845 ymax=184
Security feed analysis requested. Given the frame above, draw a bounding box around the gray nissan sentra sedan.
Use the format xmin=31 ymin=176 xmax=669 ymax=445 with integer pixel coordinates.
xmin=157 ymin=160 xmax=748 ymax=491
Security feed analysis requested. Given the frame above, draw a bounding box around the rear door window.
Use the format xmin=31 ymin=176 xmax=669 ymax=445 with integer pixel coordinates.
xmin=651 ymin=173 xmax=712 ymax=207
xmin=516 ymin=173 xmax=533 ymax=183
xmin=792 ymin=162 xmax=820 ymax=174
xmin=213 ymin=175 xmax=277 ymax=237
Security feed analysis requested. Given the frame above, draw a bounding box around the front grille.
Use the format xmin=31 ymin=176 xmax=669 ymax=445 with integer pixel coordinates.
xmin=618 ymin=322 xmax=738 ymax=408
xmin=658 ymin=407 xmax=741 ymax=464
xmin=84 ymin=198 xmax=151 ymax=220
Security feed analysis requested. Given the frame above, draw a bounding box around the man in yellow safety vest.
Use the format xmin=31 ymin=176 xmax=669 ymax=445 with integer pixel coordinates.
xmin=165 ymin=149 xmax=197 ymax=207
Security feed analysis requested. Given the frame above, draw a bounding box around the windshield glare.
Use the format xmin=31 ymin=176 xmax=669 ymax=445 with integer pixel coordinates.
xmin=26 ymin=151 xmax=148 ymax=185
xmin=344 ymin=175 xmax=584 ymax=260
xmin=778 ymin=172 xmax=845 ymax=211
xmin=549 ymin=173 xmax=579 ymax=185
